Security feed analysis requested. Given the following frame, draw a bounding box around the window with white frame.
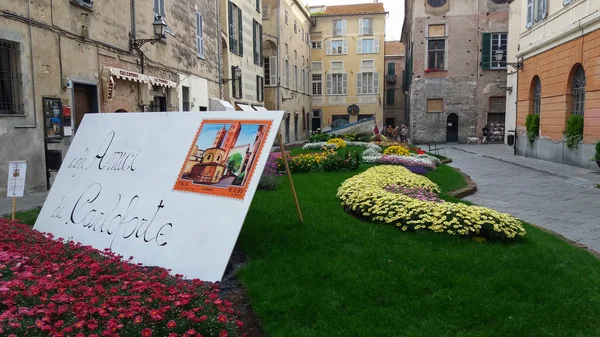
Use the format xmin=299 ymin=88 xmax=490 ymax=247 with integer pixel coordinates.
xmin=229 ymin=1 xmax=243 ymax=56
xmin=294 ymin=65 xmax=298 ymax=91
xmin=359 ymin=18 xmax=373 ymax=35
xmin=332 ymin=20 xmax=346 ymax=36
xmin=311 ymin=61 xmax=323 ymax=71
xmin=312 ymin=41 xmax=322 ymax=49
xmin=264 ymin=56 xmax=277 ymax=86
xmin=331 ymin=61 xmax=343 ymax=71
xmin=357 ymin=71 xmax=379 ymax=95
xmin=262 ymin=5 xmax=269 ymax=19
xmin=361 ymin=60 xmax=374 ymax=69
xmin=526 ymin=0 xmax=548 ymax=28
xmin=358 ymin=38 xmax=379 ymax=54
xmin=490 ymin=33 xmax=507 ymax=69
xmin=327 ymin=39 xmax=348 ymax=55
xmin=195 ymin=12 xmax=204 ymax=59
xmin=294 ymin=21 xmax=298 ymax=34
xmin=285 ymin=10 xmax=289 ymax=24
xmin=327 ymin=61 xmax=347 ymax=96
xmin=312 ymin=74 xmax=322 ymax=95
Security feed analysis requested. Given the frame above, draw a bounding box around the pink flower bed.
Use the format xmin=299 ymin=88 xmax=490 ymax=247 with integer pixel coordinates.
xmin=0 ymin=219 xmax=243 ymax=337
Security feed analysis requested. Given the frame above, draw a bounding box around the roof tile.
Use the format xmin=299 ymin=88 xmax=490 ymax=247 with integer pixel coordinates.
xmin=385 ymin=41 xmax=405 ymax=55
xmin=322 ymin=3 xmax=386 ymax=16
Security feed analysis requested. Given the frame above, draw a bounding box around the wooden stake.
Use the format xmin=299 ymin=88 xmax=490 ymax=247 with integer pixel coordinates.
xmin=11 ymin=197 xmax=16 ymax=221
xmin=277 ymin=133 xmax=303 ymax=223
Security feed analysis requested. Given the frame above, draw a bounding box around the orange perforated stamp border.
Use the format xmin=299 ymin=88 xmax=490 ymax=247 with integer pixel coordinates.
xmin=173 ymin=119 xmax=274 ymax=200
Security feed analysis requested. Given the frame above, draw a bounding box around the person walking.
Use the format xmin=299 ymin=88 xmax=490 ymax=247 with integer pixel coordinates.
xmin=392 ymin=126 xmax=400 ymax=141
xmin=400 ymin=125 xmax=408 ymax=142
xmin=374 ymin=125 xmax=381 ymax=142
xmin=482 ymin=125 xmax=489 ymax=144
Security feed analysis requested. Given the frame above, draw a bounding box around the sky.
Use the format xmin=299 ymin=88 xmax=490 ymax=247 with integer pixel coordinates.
xmin=196 ymin=124 xmax=260 ymax=150
xmin=305 ymin=0 xmax=404 ymax=41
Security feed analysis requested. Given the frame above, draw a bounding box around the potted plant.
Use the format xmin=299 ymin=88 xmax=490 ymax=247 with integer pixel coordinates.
xmin=593 ymin=142 xmax=600 ymax=169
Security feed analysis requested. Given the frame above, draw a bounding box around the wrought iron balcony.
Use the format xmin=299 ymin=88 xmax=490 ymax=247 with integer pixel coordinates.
xmin=386 ymin=75 xmax=397 ymax=83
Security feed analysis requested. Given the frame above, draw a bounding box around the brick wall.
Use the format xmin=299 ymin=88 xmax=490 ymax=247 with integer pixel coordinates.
xmin=517 ymin=29 xmax=600 ymax=143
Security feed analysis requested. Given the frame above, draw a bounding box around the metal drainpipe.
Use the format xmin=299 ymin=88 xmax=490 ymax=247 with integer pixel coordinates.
xmin=131 ymin=0 xmax=136 ymax=41
xmin=276 ymin=0 xmax=281 ymax=111
xmin=217 ymin=0 xmax=223 ymax=99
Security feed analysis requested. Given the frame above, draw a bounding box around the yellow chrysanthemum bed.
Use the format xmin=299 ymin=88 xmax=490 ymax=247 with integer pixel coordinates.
xmin=336 ymin=166 xmax=526 ymax=241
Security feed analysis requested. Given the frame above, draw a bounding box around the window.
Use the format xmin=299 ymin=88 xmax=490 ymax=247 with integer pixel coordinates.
xmin=311 ymin=61 xmax=323 ymax=71
xmin=264 ymin=56 xmax=277 ymax=86
xmin=294 ymin=21 xmax=298 ymax=34
xmin=253 ymin=20 xmax=263 ymax=66
xmin=332 ymin=20 xmax=346 ymax=36
xmin=357 ymin=71 xmax=379 ymax=95
xmin=533 ymin=77 xmax=541 ymax=115
xmin=294 ymin=50 xmax=297 ymax=60
xmin=427 ymin=40 xmax=445 ymax=70
xmin=327 ymin=39 xmax=348 ymax=55
xmin=196 ymin=12 xmax=204 ymax=59
xmin=302 ymin=29 xmax=305 ymax=42
xmin=312 ymin=41 xmax=322 ymax=49
xmin=229 ymin=2 xmax=243 ymax=56
xmin=285 ymin=10 xmax=288 ymax=25
xmin=285 ymin=43 xmax=288 ymax=55
xmin=327 ymin=73 xmax=348 ymax=96
xmin=256 ymin=76 xmax=264 ymax=102
xmin=331 ymin=115 xmax=349 ymax=128
xmin=427 ymin=0 xmax=447 ymax=7
xmin=359 ymin=18 xmax=373 ymax=35
xmin=0 ymin=40 xmax=23 ymax=114
xmin=262 ymin=5 xmax=269 ymax=19
xmin=571 ymin=65 xmax=586 ymax=117
xmin=331 ymin=61 xmax=343 ymax=71
xmin=283 ymin=59 xmax=289 ymax=87
xmin=256 ymin=0 xmax=260 ymax=12
xmin=527 ymin=0 xmax=547 ymax=28
xmin=294 ymin=65 xmax=298 ymax=91
xmin=481 ymin=33 xmax=508 ymax=69
xmin=71 ymin=0 xmax=93 ymax=9
xmin=563 ymin=0 xmax=573 ymax=5
xmin=361 ymin=60 xmax=374 ymax=69
xmin=489 ymin=97 xmax=506 ymax=113
xmin=427 ymin=99 xmax=443 ymax=112
xmin=306 ymin=33 xmax=310 ymax=45
xmin=357 ymin=38 xmax=379 ymax=54
xmin=231 ymin=66 xmax=242 ymax=99
xmin=153 ymin=0 xmax=165 ymax=18
xmin=387 ymin=62 xmax=396 ymax=75
xmin=386 ymin=89 xmax=395 ymax=105
xmin=182 ymin=86 xmax=190 ymax=111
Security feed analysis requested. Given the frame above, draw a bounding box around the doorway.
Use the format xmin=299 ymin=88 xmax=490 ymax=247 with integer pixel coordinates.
xmin=446 ymin=113 xmax=458 ymax=143
xmin=312 ymin=110 xmax=321 ymax=132
xmin=285 ymin=115 xmax=290 ymax=143
xmin=73 ymin=83 xmax=98 ymax=132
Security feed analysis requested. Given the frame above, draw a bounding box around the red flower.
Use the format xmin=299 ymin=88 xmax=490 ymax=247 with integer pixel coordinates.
xmin=220 ymin=331 xmax=228 ymax=337
xmin=217 ymin=314 xmax=228 ymax=323
xmin=236 ymin=320 xmax=245 ymax=327
xmin=141 ymin=328 xmax=153 ymax=337
xmin=167 ymin=320 xmax=177 ymax=328
xmin=134 ymin=315 xmax=143 ymax=324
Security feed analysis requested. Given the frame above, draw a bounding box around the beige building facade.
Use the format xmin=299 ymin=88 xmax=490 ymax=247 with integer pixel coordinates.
xmin=220 ymin=0 xmax=265 ymax=108
xmin=0 ymin=0 xmax=221 ymax=194
xmin=384 ymin=41 xmax=406 ymax=128
xmin=309 ymin=3 xmax=387 ymax=131
xmin=262 ymin=0 xmax=313 ymax=143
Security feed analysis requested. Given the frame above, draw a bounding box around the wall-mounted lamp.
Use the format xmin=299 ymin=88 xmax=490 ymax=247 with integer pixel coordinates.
xmin=220 ymin=66 xmax=241 ymax=84
xmin=494 ymin=50 xmax=524 ymax=71
xmin=495 ymin=78 xmax=513 ymax=94
xmin=130 ymin=16 xmax=168 ymax=50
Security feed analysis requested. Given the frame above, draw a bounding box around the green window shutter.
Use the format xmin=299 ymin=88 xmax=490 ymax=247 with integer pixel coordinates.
xmin=228 ymin=1 xmax=234 ymax=53
xmin=481 ymin=33 xmax=491 ymax=70
xmin=253 ymin=21 xmax=257 ymax=64
xmin=231 ymin=66 xmax=237 ymax=98
xmin=388 ymin=62 xmax=395 ymax=76
xmin=259 ymin=24 xmax=263 ymax=66
xmin=238 ymin=8 xmax=243 ymax=56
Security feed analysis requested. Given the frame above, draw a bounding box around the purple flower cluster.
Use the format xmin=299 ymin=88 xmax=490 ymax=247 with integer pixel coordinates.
xmin=378 ymin=155 xmax=437 ymax=170
xmin=265 ymin=152 xmax=285 ymax=176
xmin=384 ymin=184 xmax=445 ymax=203
xmin=403 ymin=165 xmax=429 ymax=176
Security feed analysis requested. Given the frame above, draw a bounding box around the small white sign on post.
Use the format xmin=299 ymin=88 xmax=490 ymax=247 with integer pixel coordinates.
xmin=7 ymin=161 xmax=27 ymax=198
xmin=34 ymin=111 xmax=283 ymax=282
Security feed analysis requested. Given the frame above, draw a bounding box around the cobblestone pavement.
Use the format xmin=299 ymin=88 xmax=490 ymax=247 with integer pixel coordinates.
xmin=444 ymin=146 xmax=600 ymax=254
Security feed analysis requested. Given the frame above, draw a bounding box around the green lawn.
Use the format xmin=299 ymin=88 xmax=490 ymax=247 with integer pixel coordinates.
xmin=2 ymin=208 xmax=41 ymax=226
xmin=238 ymin=165 xmax=600 ymax=337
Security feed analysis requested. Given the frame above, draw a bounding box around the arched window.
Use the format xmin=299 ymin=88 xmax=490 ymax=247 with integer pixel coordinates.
xmin=533 ymin=77 xmax=541 ymax=115
xmin=216 ymin=155 xmax=221 ymax=162
xmin=571 ymin=65 xmax=586 ymax=116
xmin=427 ymin=0 xmax=447 ymax=7
xmin=206 ymin=154 xmax=212 ymax=162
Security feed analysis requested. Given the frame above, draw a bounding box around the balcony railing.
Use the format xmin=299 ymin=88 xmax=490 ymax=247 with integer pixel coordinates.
xmin=358 ymin=95 xmax=378 ymax=104
xmin=312 ymin=96 xmax=324 ymax=105
xmin=386 ymin=74 xmax=397 ymax=83
xmin=329 ymin=96 xmax=346 ymax=104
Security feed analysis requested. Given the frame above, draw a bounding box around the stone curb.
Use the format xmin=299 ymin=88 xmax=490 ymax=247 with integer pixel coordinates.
xmin=451 ymin=146 xmax=576 ymax=181
xmin=447 ymin=168 xmax=477 ymax=199
xmin=535 ymin=226 xmax=600 ymax=259
xmin=441 ymin=159 xmax=453 ymax=164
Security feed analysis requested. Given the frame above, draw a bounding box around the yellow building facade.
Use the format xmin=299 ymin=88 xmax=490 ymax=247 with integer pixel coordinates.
xmin=309 ymin=3 xmax=387 ymax=131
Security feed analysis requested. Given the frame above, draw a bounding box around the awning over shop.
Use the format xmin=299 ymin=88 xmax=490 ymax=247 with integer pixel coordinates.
xmin=209 ymin=98 xmax=235 ymax=111
xmin=148 ymin=76 xmax=177 ymax=88
xmin=108 ymin=67 xmax=149 ymax=83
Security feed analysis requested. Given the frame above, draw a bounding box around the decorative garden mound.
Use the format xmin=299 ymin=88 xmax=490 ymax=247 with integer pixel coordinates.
xmin=0 ymin=220 xmax=243 ymax=337
xmin=336 ymin=166 xmax=526 ymax=241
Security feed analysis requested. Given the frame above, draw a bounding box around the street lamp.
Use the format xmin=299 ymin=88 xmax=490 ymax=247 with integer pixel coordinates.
xmin=130 ymin=16 xmax=168 ymax=50
xmin=220 ymin=66 xmax=242 ymax=84
xmin=495 ymin=78 xmax=513 ymax=94
xmin=495 ymin=50 xmax=524 ymax=71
